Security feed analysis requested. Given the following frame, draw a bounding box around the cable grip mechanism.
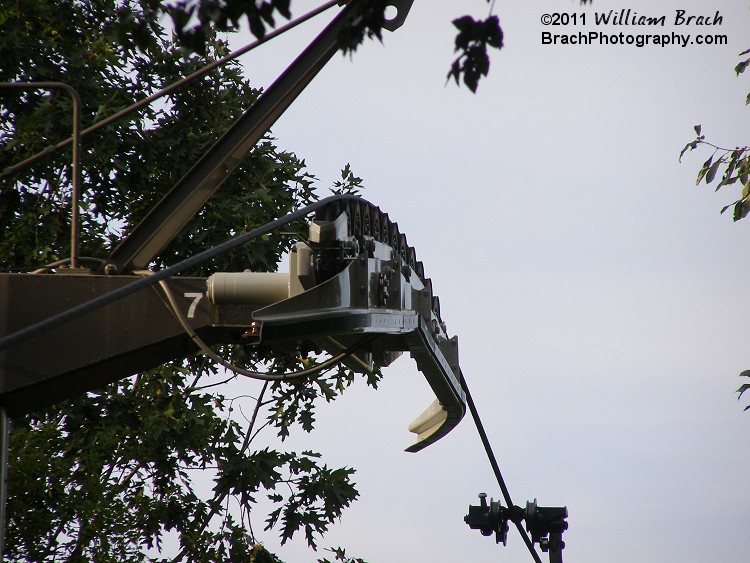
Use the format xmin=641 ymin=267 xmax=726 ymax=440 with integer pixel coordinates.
xmin=465 ymin=493 xmax=568 ymax=563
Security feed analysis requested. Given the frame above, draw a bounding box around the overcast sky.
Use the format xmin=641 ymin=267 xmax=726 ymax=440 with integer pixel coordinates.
xmin=217 ymin=1 xmax=750 ymax=561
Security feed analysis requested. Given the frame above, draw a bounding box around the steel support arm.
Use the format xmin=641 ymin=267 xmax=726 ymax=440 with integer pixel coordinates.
xmin=0 ymin=274 xmax=216 ymax=416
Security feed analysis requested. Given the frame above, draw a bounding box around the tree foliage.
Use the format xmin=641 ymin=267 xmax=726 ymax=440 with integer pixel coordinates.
xmin=1 ymin=0 xmax=379 ymax=560
xmin=737 ymin=371 xmax=750 ymax=411
xmin=445 ymin=0 xmax=590 ymax=92
xmin=447 ymin=14 xmax=503 ymax=93
xmin=680 ymin=48 xmax=750 ymax=221
xmin=678 ymin=48 xmax=750 ymax=408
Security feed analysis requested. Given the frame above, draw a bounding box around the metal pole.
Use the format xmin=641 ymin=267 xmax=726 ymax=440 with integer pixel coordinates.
xmin=1 ymin=82 xmax=82 ymax=269
xmin=0 ymin=407 xmax=9 ymax=561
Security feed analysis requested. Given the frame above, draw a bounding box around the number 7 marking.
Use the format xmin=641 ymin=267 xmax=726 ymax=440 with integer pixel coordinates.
xmin=184 ymin=292 xmax=204 ymax=319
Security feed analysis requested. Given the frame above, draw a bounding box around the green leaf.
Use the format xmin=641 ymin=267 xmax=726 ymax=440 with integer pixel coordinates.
xmin=705 ymin=159 xmax=722 ymax=184
xmin=720 ymin=200 xmax=738 ymax=214
xmin=733 ymin=199 xmax=748 ymax=221
xmin=452 ymin=15 xmax=477 ymax=39
xmin=696 ymin=155 xmax=713 ymax=185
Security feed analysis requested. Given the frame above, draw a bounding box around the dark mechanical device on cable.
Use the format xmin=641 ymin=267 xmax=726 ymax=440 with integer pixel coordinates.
xmin=465 ymin=493 xmax=568 ymax=563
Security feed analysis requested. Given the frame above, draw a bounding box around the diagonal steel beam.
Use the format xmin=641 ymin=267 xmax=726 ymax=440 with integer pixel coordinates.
xmin=109 ymin=0 xmax=413 ymax=273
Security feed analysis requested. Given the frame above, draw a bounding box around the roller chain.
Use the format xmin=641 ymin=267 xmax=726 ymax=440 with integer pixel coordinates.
xmin=314 ymin=198 xmax=444 ymax=331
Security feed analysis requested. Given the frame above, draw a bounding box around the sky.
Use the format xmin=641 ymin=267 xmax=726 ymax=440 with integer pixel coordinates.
xmin=213 ymin=1 xmax=750 ymax=561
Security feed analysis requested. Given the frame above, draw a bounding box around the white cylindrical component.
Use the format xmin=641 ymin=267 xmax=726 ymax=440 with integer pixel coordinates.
xmin=207 ymin=272 xmax=290 ymax=305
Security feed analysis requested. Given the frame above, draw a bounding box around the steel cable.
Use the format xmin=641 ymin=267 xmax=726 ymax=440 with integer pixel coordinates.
xmin=461 ymin=376 xmax=544 ymax=563
xmin=157 ymin=275 xmax=379 ymax=381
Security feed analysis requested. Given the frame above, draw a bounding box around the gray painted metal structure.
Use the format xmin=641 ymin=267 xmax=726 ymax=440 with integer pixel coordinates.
xmin=0 ymin=207 xmax=466 ymax=450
